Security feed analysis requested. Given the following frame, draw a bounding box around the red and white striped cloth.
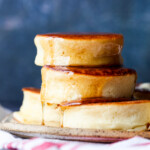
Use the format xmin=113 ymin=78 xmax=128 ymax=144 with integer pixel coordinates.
xmin=0 ymin=130 xmax=150 ymax=150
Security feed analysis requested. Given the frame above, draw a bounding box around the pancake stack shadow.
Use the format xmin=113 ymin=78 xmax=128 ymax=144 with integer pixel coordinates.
xmin=14 ymin=33 xmax=150 ymax=131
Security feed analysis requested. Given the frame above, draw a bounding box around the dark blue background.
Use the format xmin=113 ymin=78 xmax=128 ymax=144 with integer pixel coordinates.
xmin=0 ymin=0 xmax=150 ymax=109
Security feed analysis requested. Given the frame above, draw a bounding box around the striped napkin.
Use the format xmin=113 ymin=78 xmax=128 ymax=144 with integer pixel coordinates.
xmin=0 ymin=130 xmax=150 ymax=150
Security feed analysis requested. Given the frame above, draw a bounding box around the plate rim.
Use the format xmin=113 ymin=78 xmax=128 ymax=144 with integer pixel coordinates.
xmin=0 ymin=114 xmax=150 ymax=143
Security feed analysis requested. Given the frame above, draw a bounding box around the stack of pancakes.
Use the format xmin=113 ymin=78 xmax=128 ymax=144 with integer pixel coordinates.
xmin=14 ymin=33 xmax=150 ymax=131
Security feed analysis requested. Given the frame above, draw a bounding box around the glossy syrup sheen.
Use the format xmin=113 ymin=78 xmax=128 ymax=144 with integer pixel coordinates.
xmin=60 ymin=97 xmax=133 ymax=106
xmin=44 ymin=66 xmax=137 ymax=76
xmin=60 ymin=99 xmax=150 ymax=107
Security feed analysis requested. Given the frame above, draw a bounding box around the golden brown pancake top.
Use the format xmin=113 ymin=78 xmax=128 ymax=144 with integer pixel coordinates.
xmin=36 ymin=33 xmax=123 ymax=40
xmin=60 ymin=99 xmax=150 ymax=108
xmin=45 ymin=66 xmax=137 ymax=76
xmin=22 ymin=87 xmax=40 ymax=94
xmin=60 ymin=97 xmax=133 ymax=107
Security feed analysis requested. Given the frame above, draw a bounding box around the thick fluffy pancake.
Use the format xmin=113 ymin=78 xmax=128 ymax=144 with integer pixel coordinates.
xmin=13 ymin=88 xmax=42 ymax=125
xmin=43 ymin=103 xmax=63 ymax=127
xmin=34 ymin=33 xmax=123 ymax=67
xmin=63 ymin=100 xmax=150 ymax=130
xmin=43 ymin=97 xmax=130 ymax=128
xmin=44 ymin=100 xmax=150 ymax=131
xmin=134 ymin=83 xmax=150 ymax=99
xmin=41 ymin=66 xmax=137 ymax=104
